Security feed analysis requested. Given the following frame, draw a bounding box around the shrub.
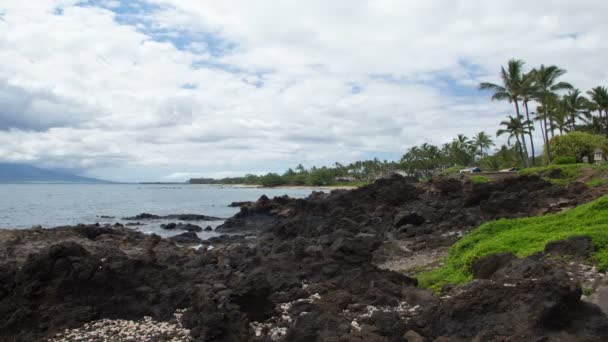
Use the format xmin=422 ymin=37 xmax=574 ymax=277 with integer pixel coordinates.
xmin=418 ymin=195 xmax=608 ymax=292
xmin=586 ymin=178 xmax=607 ymax=188
xmin=260 ymin=173 xmax=286 ymax=187
xmin=546 ymin=132 xmax=608 ymax=162
xmin=470 ymin=175 xmax=491 ymax=184
xmin=552 ymin=156 xmax=577 ymax=165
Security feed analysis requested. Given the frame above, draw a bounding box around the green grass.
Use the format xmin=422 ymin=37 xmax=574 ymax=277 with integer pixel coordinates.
xmin=470 ymin=175 xmax=492 ymax=184
xmin=418 ymin=195 xmax=608 ymax=293
xmin=331 ymin=181 xmax=370 ymax=187
xmin=440 ymin=165 xmax=466 ymax=175
xmin=519 ymin=163 xmax=590 ymax=185
xmin=586 ymin=178 xmax=607 ymax=188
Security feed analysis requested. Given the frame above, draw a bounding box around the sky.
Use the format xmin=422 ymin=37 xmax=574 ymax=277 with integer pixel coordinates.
xmin=1 ymin=0 xmax=607 ymax=182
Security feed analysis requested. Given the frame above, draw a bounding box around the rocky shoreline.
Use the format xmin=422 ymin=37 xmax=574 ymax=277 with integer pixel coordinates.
xmin=1 ymin=175 xmax=608 ymax=341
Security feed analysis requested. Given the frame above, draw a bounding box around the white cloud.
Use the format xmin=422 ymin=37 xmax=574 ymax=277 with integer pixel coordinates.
xmin=1 ymin=0 xmax=607 ymax=181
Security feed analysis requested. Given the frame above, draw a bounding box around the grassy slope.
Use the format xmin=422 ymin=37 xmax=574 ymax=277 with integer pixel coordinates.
xmin=519 ymin=163 xmax=608 ymax=186
xmin=418 ymin=195 xmax=608 ymax=292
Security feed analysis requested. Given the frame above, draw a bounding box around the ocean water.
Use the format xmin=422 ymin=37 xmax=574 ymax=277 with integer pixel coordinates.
xmin=0 ymin=184 xmax=316 ymax=239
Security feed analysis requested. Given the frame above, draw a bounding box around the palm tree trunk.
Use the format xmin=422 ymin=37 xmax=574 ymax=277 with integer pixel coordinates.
xmin=603 ymin=109 xmax=608 ymax=136
xmin=523 ymin=100 xmax=536 ymax=166
xmin=514 ymin=138 xmax=525 ymax=165
xmin=513 ymin=101 xmax=529 ymax=166
xmin=570 ymin=112 xmax=576 ymax=131
xmin=543 ymin=99 xmax=552 ymax=164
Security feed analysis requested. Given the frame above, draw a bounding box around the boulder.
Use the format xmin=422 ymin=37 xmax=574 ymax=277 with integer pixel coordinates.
xmin=161 ymin=223 xmax=203 ymax=232
xmin=545 ymin=236 xmax=594 ymax=259
xmin=169 ymin=232 xmax=202 ymax=244
xmin=471 ymin=252 xmax=516 ymax=279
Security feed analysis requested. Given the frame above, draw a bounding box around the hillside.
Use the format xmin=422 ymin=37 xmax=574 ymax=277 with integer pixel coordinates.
xmin=0 ymin=163 xmax=110 ymax=183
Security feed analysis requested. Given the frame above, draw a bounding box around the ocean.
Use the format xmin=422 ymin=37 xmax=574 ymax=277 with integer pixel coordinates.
xmin=0 ymin=183 xmax=316 ymax=239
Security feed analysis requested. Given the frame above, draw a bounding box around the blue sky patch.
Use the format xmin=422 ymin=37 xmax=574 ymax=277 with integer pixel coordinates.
xmin=76 ymin=0 xmax=235 ymax=57
xmin=557 ymin=32 xmax=579 ymax=40
xmin=369 ymin=60 xmax=484 ymax=98
xmin=181 ymin=83 xmax=198 ymax=90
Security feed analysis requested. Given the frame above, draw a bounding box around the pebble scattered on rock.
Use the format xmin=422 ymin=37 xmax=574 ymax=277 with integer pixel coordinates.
xmin=48 ymin=310 xmax=191 ymax=342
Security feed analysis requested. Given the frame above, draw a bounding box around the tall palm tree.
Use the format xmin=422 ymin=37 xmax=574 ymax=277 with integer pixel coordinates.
xmin=587 ymin=86 xmax=608 ymax=133
xmin=562 ymin=89 xmax=590 ymax=131
xmin=531 ymin=65 xmax=573 ymax=163
xmin=472 ymin=131 xmax=495 ymax=158
xmin=497 ymin=115 xmax=530 ymax=164
xmin=480 ymin=59 xmax=529 ymax=166
xmin=552 ymin=101 xmax=571 ymax=135
xmin=520 ymin=71 xmax=538 ymax=165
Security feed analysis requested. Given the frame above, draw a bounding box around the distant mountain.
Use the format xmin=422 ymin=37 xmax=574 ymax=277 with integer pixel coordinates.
xmin=0 ymin=163 xmax=112 ymax=183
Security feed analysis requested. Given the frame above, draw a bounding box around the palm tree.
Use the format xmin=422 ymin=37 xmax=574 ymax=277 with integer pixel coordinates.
xmin=452 ymin=134 xmax=475 ymax=166
xmin=580 ymin=115 xmax=604 ymax=135
xmin=472 ymin=131 xmax=495 ymax=158
xmin=531 ymin=65 xmax=573 ymax=163
xmin=563 ymin=89 xmax=591 ymax=131
xmin=480 ymin=59 xmax=529 ymax=166
xmin=497 ymin=115 xmax=530 ymax=164
xmin=552 ymin=101 xmax=570 ymax=135
xmin=520 ymin=71 xmax=538 ymax=165
xmin=587 ymin=86 xmax=608 ymax=133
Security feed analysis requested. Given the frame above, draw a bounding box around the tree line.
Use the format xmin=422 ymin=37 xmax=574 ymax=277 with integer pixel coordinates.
xmin=480 ymin=59 xmax=608 ymax=166
xmin=189 ymin=159 xmax=400 ymax=187
xmin=192 ymin=58 xmax=608 ymax=185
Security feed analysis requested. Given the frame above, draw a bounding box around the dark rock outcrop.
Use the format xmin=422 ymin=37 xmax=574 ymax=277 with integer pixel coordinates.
xmin=471 ymin=252 xmax=516 ymax=279
xmin=169 ymin=232 xmax=203 ymax=244
xmin=545 ymin=236 xmax=595 ymax=260
xmin=122 ymin=213 xmax=223 ymax=221
xmin=0 ymin=226 xmax=199 ymax=341
xmin=416 ymin=255 xmax=608 ymax=341
xmin=1 ymin=175 xmax=607 ymax=341
xmin=161 ymin=222 xmax=203 ymax=232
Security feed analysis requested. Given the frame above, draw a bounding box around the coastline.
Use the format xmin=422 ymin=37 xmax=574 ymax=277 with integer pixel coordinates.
xmin=199 ymin=184 xmax=360 ymax=190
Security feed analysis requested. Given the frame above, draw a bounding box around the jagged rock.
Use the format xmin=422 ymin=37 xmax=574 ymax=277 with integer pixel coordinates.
xmin=1 ymin=175 xmax=607 ymax=341
xmin=404 ymin=330 xmax=426 ymax=342
xmin=228 ymin=201 xmax=252 ymax=208
xmin=416 ymin=256 xmax=608 ymax=341
xmin=545 ymin=236 xmax=595 ymax=259
xmin=169 ymin=232 xmax=202 ymax=244
xmin=471 ymin=252 xmax=516 ymax=279
xmin=122 ymin=213 xmax=223 ymax=221
xmin=161 ymin=222 xmax=203 ymax=232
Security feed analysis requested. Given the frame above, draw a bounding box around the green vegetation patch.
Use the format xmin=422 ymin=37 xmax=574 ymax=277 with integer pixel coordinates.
xmin=552 ymin=156 xmax=577 ymax=165
xmin=586 ymin=178 xmax=607 ymax=188
xmin=519 ymin=163 xmax=590 ymax=185
xmin=440 ymin=165 xmax=467 ymax=175
xmin=470 ymin=175 xmax=492 ymax=184
xmin=418 ymin=195 xmax=608 ymax=292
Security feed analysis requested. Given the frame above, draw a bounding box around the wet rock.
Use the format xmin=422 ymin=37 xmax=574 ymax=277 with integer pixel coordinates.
xmin=123 ymin=213 xmax=223 ymax=221
xmin=228 ymin=201 xmax=252 ymax=208
xmin=125 ymin=222 xmax=143 ymax=226
xmin=169 ymin=232 xmax=202 ymax=244
xmin=161 ymin=223 xmax=203 ymax=232
xmin=204 ymin=226 xmax=213 ymax=231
